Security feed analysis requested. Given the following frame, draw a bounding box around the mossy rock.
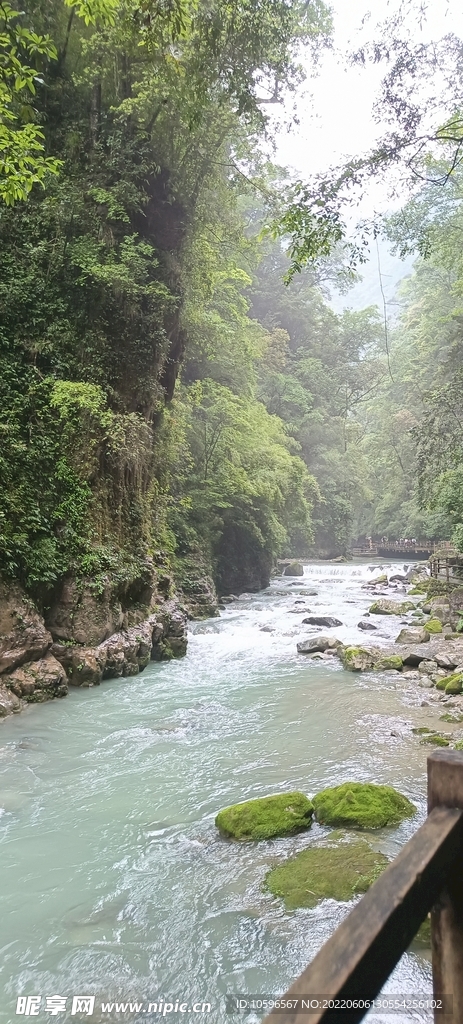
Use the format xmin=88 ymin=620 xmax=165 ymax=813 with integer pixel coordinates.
xmin=283 ymin=562 xmax=304 ymax=577
xmin=264 ymin=840 xmax=389 ymax=910
xmin=435 ymin=672 xmax=463 ymax=695
xmin=412 ymin=726 xmax=434 ymax=734
xmin=409 ymin=583 xmax=430 ymax=595
xmin=423 ymin=617 xmax=443 ymax=634
xmin=312 ymin=782 xmax=415 ymax=829
xmin=419 ymin=734 xmax=450 ymax=747
xmin=369 ymin=599 xmax=415 ymax=615
xmin=453 ymin=739 xmax=463 ymax=750
xmin=446 ymin=676 xmax=463 ymax=695
xmin=440 ymin=712 xmax=463 ymax=723
xmin=376 ymin=654 xmax=403 ymax=671
xmin=215 ymin=792 xmax=314 ymax=841
xmin=339 ymin=646 xmax=376 ymax=671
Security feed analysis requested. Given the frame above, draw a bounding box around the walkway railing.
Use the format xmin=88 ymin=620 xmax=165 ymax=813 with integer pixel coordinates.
xmin=429 ymin=555 xmax=463 ymax=587
xmin=263 ymin=752 xmax=463 ymax=1024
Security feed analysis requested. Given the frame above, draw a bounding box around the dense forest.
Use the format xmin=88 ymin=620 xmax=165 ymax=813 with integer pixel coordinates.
xmin=2 ymin=0 xmax=463 ymax=619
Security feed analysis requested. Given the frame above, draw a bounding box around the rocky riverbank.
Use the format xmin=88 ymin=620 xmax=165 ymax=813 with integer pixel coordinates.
xmin=295 ymin=562 xmax=463 ymax=704
xmin=0 ymin=568 xmax=188 ymax=720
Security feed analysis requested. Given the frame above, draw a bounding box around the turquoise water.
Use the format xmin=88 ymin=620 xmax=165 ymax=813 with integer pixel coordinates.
xmin=1 ymin=562 xmax=448 ymax=1024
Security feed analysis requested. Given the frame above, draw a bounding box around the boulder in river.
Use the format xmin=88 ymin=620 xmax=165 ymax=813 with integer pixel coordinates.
xmin=283 ymin=562 xmax=304 ymax=577
xmin=302 ymin=615 xmax=343 ymax=627
xmin=264 ymin=840 xmax=389 ymax=910
xmin=369 ymin=598 xmax=415 ymax=615
xmin=358 ymin=620 xmax=378 ymax=631
xmin=215 ymin=792 xmax=314 ymax=840
xmin=297 ymin=636 xmax=342 ymax=654
xmin=368 ymin=574 xmax=388 ymax=586
xmin=395 ymin=627 xmax=430 ymax=645
xmin=435 ymin=671 xmax=463 ymax=694
xmin=389 ymin=574 xmax=407 ymax=583
xmin=313 ymin=782 xmax=416 ymax=829
xmin=339 ymin=646 xmax=403 ymax=672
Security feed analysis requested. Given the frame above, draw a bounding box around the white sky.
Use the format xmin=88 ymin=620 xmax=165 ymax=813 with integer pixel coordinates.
xmin=272 ymin=0 xmax=463 ymax=308
xmin=275 ymin=0 xmax=463 ymax=205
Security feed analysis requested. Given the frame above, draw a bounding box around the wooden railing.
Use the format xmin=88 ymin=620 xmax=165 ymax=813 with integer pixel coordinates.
xmin=430 ymin=556 xmax=463 ymax=587
xmin=263 ymin=752 xmax=463 ymax=1024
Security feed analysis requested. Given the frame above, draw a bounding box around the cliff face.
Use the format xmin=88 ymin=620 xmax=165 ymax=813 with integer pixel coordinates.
xmin=0 ymin=571 xmax=188 ymax=720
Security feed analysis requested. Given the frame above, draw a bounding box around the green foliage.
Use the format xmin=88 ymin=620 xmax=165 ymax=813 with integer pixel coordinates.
xmin=215 ymin=792 xmax=314 ymax=841
xmin=313 ymin=783 xmax=416 ymax=829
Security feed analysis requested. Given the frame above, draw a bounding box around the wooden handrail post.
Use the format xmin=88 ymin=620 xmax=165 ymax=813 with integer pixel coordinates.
xmin=428 ymin=752 xmax=463 ymax=1023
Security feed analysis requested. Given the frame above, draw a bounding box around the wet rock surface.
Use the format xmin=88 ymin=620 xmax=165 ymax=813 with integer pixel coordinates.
xmin=0 ymin=574 xmax=188 ymax=719
xmin=302 ymin=614 xmax=343 ymax=627
xmin=0 ymin=582 xmax=52 ymax=674
xmin=7 ymin=654 xmax=68 ymax=700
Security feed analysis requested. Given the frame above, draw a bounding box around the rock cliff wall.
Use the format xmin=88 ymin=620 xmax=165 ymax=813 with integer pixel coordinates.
xmin=0 ymin=574 xmax=187 ymax=721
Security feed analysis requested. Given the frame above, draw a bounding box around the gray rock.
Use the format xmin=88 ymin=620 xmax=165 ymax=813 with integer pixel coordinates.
xmin=0 ymin=683 xmax=22 ymax=717
xmin=418 ymin=660 xmax=438 ymax=676
xmin=369 ymin=598 xmax=415 ymax=615
xmin=297 ymin=636 xmax=342 ymax=654
xmin=7 ymin=653 xmax=68 ymax=700
xmin=358 ymin=620 xmax=378 ymax=631
xmin=395 ymin=627 xmax=430 ymax=645
xmin=52 ymin=644 xmax=107 ymax=687
xmin=283 ymin=562 xmax=304 ymax=577
xmin=435 ymin=653 xmax=458 ymax=670
xmin=0 ymin=582 xmax=52 ymax=674
xmin=302 ymin=615 xmax=343 ymax=628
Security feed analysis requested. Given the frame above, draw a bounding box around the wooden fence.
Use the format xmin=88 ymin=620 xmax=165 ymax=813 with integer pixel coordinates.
xmin=262 ymin=751 xmax=463 ymax=1024
xmin=429 ymin=556 xmax=463 ymax=587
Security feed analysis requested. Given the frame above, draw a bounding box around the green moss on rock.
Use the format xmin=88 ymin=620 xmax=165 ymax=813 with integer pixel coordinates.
xmin=215 ymin=792 xmax=314 ymax=841
xmin=369 ymin=599 xmax=416 ymax=615
xmin=312 ymin=782 xmax=415 ymax=829
xmin=339 ymin=646 xmax=375 ymax=671
xmin=423 ymin=618 xmax=443 ymax=634
xmin=435 ymin=672 xmax=463 ymax=694
xmin=376 ymin=655 xmax=403 ymax=671
xmin=412 ymin=726 xmax=433 ymax=734
xmin=419 ymin=734 xmax=450 ymax=747
xmin=264 ymin=841 xmax=389 ymax=909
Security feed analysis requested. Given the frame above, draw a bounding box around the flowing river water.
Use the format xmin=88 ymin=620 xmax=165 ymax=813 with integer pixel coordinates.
xmin=2 ymin=559 xmax=459 ymax=1024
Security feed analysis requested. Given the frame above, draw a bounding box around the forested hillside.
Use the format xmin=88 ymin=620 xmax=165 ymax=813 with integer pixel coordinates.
xmin=2 ymin=0 xmax=463 ymax=627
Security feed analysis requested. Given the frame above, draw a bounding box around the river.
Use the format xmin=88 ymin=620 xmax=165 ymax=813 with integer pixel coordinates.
xmin=1 ymin=560 xmax=455 ymax=1024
